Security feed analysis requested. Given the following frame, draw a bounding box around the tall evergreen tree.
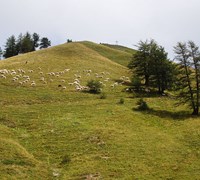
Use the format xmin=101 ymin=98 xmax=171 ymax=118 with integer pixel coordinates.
xmin=32 ymin=33 xmax=40 ymax=51
xmin=39 ymin=37 xmax=51 ymax=49
xmin=16 ymin=33 xmax=23 ymax=54
xmin=3 ymin=35 xmax=18 ymax=58
xmin=0 ymin=47 xmax=2 ymax=59
xmin=128 ymin=40 xmax=152 ymax=86
xmin=20 ymin=32 xmax=34 ymax=53
xmin=128 ymin=39 xmax=175 ymax=93
xmin=174 ymin=41 xmax=200 ymax=115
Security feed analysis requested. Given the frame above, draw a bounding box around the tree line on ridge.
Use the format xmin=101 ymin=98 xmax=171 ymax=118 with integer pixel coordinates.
xmin=0 ymin=32 xmax=51 ymax=59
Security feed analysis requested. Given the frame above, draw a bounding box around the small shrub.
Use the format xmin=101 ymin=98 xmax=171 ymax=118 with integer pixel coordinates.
xmin=100 ymin=92 xmax=107 ymax=99
xmin=60 ymin=155 xmax=71 ymax=165
xmin=119 ymin=98 xmax=125 ymax=104
xmin=136 ymin=98 xmax=149 ymax=111
xmin=87 ymin=80 xmax=103 ymax=94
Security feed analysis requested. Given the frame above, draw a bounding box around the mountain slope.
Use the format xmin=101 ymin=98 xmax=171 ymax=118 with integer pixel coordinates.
xmin=81 ymin=41 xmax=135 ymax=66
xmin=101 ymin=43 xmax=136 ymax=54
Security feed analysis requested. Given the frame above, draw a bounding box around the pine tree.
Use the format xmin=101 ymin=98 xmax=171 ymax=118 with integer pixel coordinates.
xmin=39 ymin=37 xmax=51 ymax=49
xmin=16 ymin=33 xmax=23 ymax=54
xmin=128 ymin=40 xmax=152 ymax=86
xmin=20 ymin=32 xmax=34 ymax=53
xmin=32 ymin=33 xmax=40 ymax=51
xmin=0 ymin=47 xmax=2 ymax=59
xmin=3 ymin=35 xmax=18 ymax=58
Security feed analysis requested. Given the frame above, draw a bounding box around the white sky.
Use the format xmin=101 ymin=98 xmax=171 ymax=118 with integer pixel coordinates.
xmin=0 ymin=0 xmax=200 ymax=58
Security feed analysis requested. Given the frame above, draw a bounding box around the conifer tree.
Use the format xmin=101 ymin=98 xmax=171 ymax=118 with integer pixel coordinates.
xmin=0 ymin=47 xmax=2 ymax=59
xmin=39 ymin=37 xmax=51 ymax=49
xmin=129 ymin=39 xmax=175 ymax=93
xmin=174 ymin=41 xmax=200 ymax=115
xmin=16 ymin=33 xmax=23 ymax=54
xmin=20 ymin=32 xmax=34 ymax=53
xmin=3 ymin=35 xmax=18 ymax=58
xmin=32 ymin=33 xmax=40 ymax=50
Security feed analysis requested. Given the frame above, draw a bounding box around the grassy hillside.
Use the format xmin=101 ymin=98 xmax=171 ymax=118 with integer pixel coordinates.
xmin=81 ymin=41 xmax=134 ymax=67
xmin=0 ymin=41 xmax=200 ymax=179
xmin=101 ymin=43 xmax=136 ymax=54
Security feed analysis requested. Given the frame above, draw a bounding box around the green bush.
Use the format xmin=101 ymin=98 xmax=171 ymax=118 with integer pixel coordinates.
xmin=87 ymin=80 xmax=103 ymax=94
xmin=136 ymin=98 xmax=149 ymax=111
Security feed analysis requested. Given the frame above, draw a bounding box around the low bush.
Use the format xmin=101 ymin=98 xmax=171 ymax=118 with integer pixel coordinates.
xmin=87 ymin=80 xmax=103 ymax=94
xmin=136 ymin=98 xmax=149 ymax=111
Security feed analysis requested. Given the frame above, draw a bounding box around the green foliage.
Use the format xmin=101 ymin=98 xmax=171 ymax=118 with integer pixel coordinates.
xmin=2 ymin=32 xmax=51 ymax=58
xmin=39 ymin=37 xmax=51 ymax=49
xmin=131 ymin=76 xmax=142 ymax=92
xmin=174 ymin=41 xmax=200 ymax=115
xmin=129 ymin=39 xmax=175 ymax=93
xmin=3 ymin=35 xmax=18 ymax=58
xmin=20 ymin=32 xmax=34 ymax=53
xmin=87 ymin=80 xmax=103 ymax=94
xmin=136 ymin=98 xmax=149 ymax=111
xmin=32 ymin=33 xmax=40 ymax=50
xmin=0 ymin=47 xmax=2 ymax=59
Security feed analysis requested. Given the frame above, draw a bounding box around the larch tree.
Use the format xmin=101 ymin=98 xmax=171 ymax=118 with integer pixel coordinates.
xmin=174 ymin=41 xmax=200 ymax=115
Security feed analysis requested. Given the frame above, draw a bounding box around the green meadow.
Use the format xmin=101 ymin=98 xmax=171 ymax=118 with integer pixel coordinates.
xmin=0 ymin=41 xmax=199 ymax=179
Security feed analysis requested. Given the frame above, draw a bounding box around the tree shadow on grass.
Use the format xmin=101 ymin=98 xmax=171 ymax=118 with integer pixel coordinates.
xmin=133 ymin=108 xmax=198 ymax=121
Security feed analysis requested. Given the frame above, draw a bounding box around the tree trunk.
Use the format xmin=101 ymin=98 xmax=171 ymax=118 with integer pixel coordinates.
xmin=145 ymin=75 xmax=149 ymax=86
xmin=192 ymin=107 xmax=199 ymax=115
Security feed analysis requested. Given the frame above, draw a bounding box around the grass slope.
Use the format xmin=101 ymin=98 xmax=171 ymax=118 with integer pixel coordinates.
xmin=81 ymin=41 xmax=134 ymax=67
xmin=101 ymin=43 xmax=136 ymax=54
xmin=0 ymin=41 xmax=200 ymax=179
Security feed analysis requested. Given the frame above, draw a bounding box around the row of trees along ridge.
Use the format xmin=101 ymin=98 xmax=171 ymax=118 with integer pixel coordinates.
xmin=3 ymin=32 xmax=51 ymax=58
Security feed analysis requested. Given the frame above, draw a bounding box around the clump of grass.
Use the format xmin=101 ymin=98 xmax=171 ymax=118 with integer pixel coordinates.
xmin=60 ymin=155 xmax=71 ymax=165
xmin=118 ymin=98 xmax=125 ymax=104
xmin=100 ymin=92 xmax=107 ymax=99
xmin=136 ymin=98 xmax=149 ymax=111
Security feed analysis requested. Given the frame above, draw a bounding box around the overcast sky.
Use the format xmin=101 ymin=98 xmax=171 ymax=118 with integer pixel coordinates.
xmin=1 ymin=0 xmax=200 ymax=58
